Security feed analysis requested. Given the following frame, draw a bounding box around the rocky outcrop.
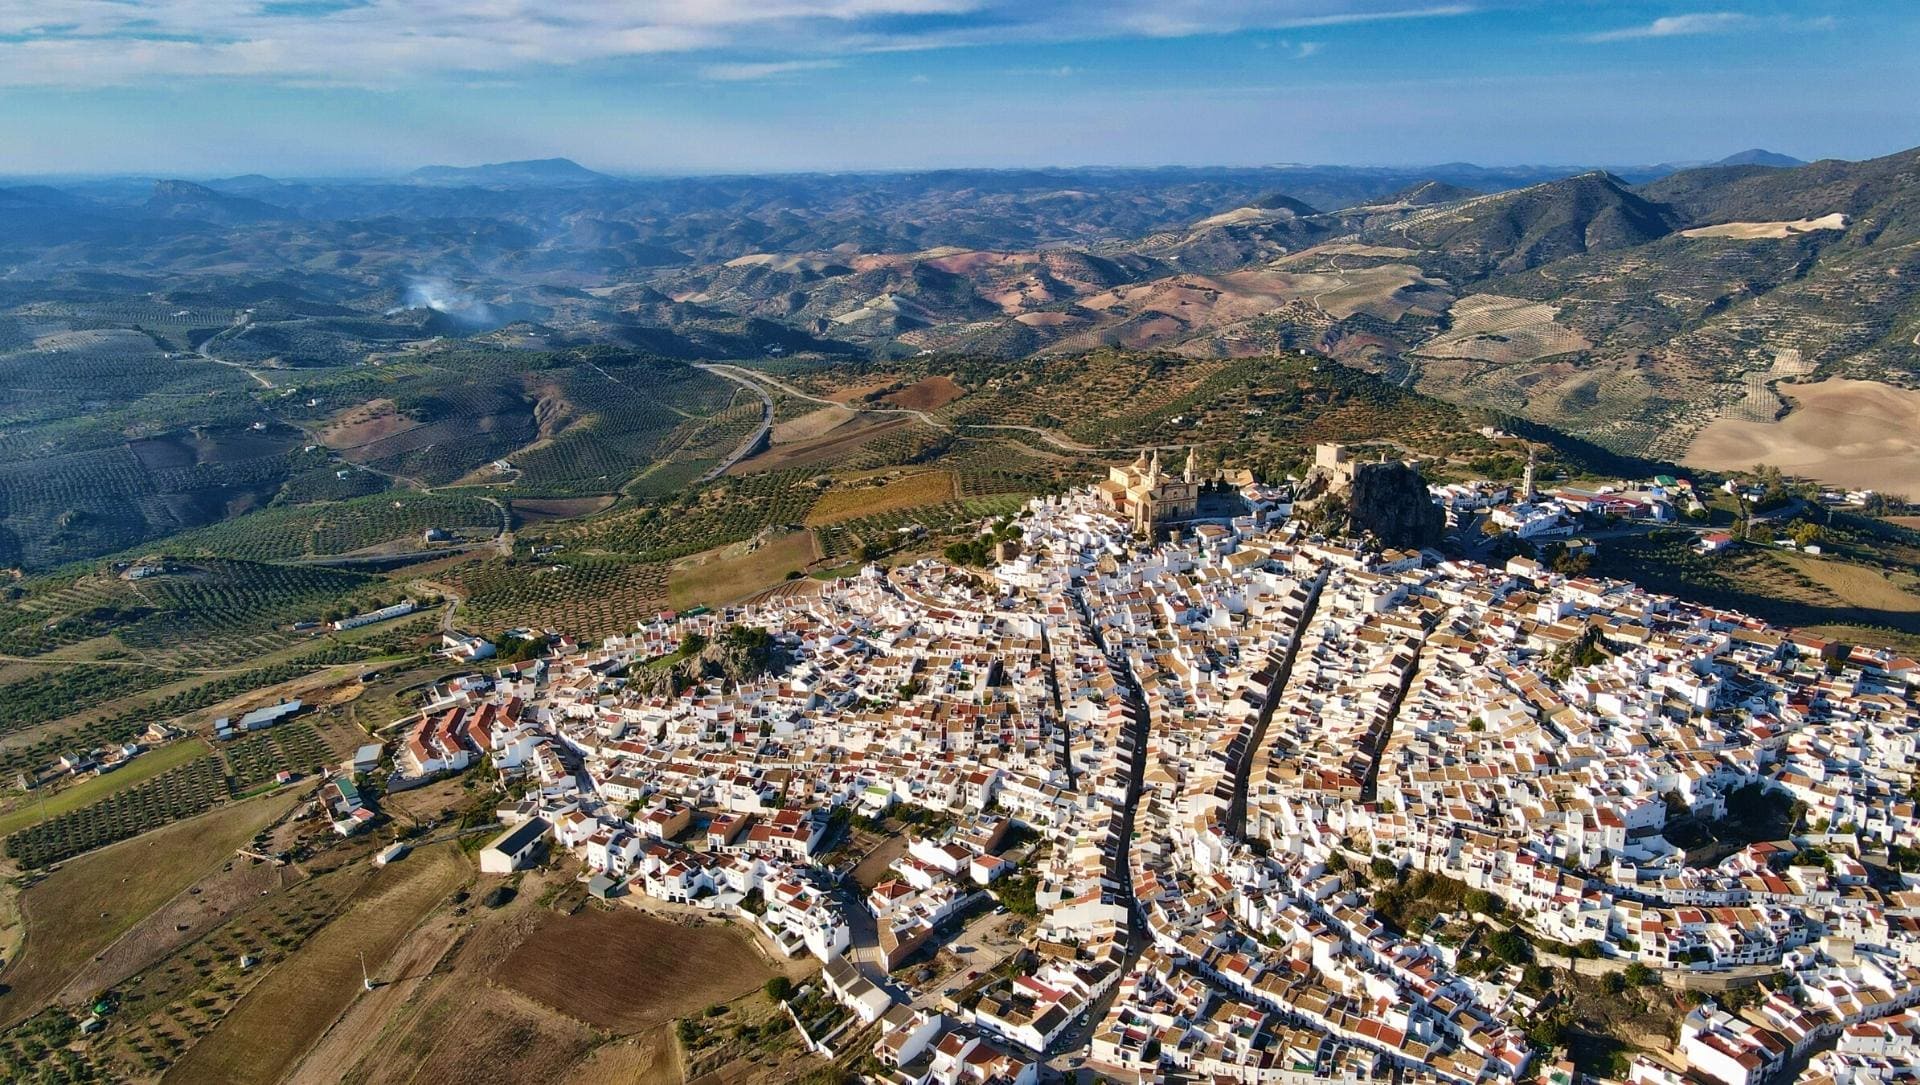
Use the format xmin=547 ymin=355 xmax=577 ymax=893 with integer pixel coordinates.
xmin=1346 ymin=460 xmax=1445 ymax=549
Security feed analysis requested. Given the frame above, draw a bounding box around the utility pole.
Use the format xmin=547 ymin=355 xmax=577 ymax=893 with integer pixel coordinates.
xmin=359 ymin=950 xmax=374 ymax=991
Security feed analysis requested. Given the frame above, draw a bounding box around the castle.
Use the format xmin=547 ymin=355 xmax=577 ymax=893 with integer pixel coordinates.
xmin=1097 ymin=448 xmax=1202 ymax=535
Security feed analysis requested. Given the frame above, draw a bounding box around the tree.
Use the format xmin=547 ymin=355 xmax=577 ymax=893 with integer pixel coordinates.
xmin=1600 ymin=971 xmax=1627 ymax=995
xmin=1486 ymin=928 xmax=1531 ymax=965
xmin=765 ymin=976 xmax=793 ymax=1003
xmin=1624 ymin=962 xmax=1655 ymax=987
xmin=1525 ymin=1016 xmax=1564 ymax=1050
xmin=678 ymin=631 xmax=708 ymax=657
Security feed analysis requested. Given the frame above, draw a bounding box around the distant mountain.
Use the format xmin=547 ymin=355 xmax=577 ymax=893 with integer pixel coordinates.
xmin=144 ymin=179 xmax=290 ymax=225
xmin=407 ymin=158 xmax=612 ymax=187
xmin=1247 ymin=192 xmax=1321 ymax=215
xmin=1367 ymin=170 xmax=1678 ymax=275
xmin=1715 ymin=148 xmax=1805 ymax=168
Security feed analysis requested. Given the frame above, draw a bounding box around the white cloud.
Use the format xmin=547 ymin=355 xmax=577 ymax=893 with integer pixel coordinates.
xmin=700 ymin=59 xmax=843 ymax=81
xmin=1581 ymin=12 xmax=1747 ymax=43
xmin=0 ymin=0 xmax=1479 ymax=87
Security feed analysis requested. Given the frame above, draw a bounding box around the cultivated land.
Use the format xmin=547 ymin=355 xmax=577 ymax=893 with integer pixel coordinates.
xmin=0 ymin=790 xmax=298 ymax=1027
xmin=0 ymin=737 xmax=210 ymax=839
xmin=161 ymin=843 xmax=469 ymax=1085
xmin=668 ymin=530 xmax=819 ymax=610
xmin=1687 ymin=379 xmax=1920 ymax=495
xmin=497 ymin=906 xmax=775 ymax=1033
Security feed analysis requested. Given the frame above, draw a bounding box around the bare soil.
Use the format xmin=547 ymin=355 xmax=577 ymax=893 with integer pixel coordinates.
xmin=1688 ymin=379 xmax=1920 ymax=495
xmin=496 ymin=905 xmax=774 ymax=1033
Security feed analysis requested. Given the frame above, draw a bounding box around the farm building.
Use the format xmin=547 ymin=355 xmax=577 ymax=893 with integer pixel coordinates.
xmin=216 ymin=699 xmax=303 ymax=739
xmin=480 ymin=817 xmax=549 ymax=874
xmin=346 ymin=743 xmax=384 ymax=775
xmin=331 ymin=600 xmax=417 ymax=632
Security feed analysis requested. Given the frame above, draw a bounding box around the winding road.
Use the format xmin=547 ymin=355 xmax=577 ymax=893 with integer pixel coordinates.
xmin=691 ymin=363 xmax=776 ymax=480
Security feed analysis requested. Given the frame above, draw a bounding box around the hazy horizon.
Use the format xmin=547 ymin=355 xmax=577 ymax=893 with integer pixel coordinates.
xmin=0 ymin=1 xmax=1915 ymax=176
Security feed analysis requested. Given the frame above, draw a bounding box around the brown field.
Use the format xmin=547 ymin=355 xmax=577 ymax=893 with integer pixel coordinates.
xmin=730 ymin=415 xmax=916 ymax=474
xmin=0 ymin=737 xmax=211 ymax=839
xmin=165 ymin=844 xmax=470 ymax=1085
xmin=822 ymin=378 xmax=902 ymax=404
xmin=771 ymin=404 xmax=858 ymax=444
xmin=669 ymin=531 xmax=819 ymax=609
xmin=510 ymin=495 xmax=617 ymax=523
xmin=881 ymin=375 xmax=965 ymax=411
xmin=0 ymin=790 xmax=299 ymax=1026
xmin=319 ymin=398 xmax=412 ymax=450
xmin=805 ymin=470 xmax=956 ymax=526
xmin=564 ymin=1029 xmax=683 ymax=1085
xmin=336 ymin=980 xmax=600 ymax=1085
xmin=497 ymin=906 xmax=773 ymax=1033
xmin=1687 ymin=379 xmax=1920 ymax=495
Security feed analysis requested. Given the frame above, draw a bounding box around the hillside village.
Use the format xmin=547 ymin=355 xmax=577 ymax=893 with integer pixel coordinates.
xmin=332 ymin=471 xmax=1920 ymax=1085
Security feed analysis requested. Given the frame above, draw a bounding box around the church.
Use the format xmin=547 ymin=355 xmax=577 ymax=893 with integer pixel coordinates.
xmin=1096 ymin=448 xmax=1202 ymax=535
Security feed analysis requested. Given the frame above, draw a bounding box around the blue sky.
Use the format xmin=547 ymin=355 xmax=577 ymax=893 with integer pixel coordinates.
xmin=0 ymin=1 xmax=1914 ymax=176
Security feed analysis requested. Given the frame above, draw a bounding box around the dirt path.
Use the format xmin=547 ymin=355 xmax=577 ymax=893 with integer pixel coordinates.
xmin=163 ymin=845 xmax=469 ymax=1085
xmin=282 ymin=898 xmax=469 ymax=1085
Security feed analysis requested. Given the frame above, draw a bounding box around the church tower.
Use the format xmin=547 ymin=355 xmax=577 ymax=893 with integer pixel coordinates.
xmin=1184 ymin=446 xmax=1198 ymax=484
xmin=1522 ymin=448 xmax=1537 ymax=502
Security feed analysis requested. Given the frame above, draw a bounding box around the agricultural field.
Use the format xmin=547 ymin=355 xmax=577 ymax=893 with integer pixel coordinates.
xmin=449 ymin=555 xmax=671 ymax=640
xmin=0 ymin=790 xmax=300 ymax=1028
xmin=154 ymin=492 xmax=503 ymax=562
xmin=550 ymin=471 xmax=822 ymax=562
xmin=0 ymin=664 xmax=188 ymax=740
xmin=0 ymin=738 xmax=211 ymax=840
xmin=498 ymin=359 xmax=742 ymax=496
xmin=496 ymin=906 xmax=775 ymax=1033
xmin=1687 ymin=379 xmax=1920 ymax=496
xmin=804 ymin=470 xmax=957 ymax=526
xmin=0 ymin=642 xmax=408 ymax=791
xmin=813 ymin=493 xmax=1028 ymax=561
xmin=1413 ymin=294 xmax=1590 ymax=364
xmin=221 ymin=722 xmax=335 ymax=793
xmin=2 ymin=558 xmax=405 ymax=671
xmin=5 ymin=756 xmax=233 ymax=868
xmin=1592 ymin=531 xmax=1920 ymax=652
xmin=161 ymin=845 xmax=470 ymax=1085
xmin=667 ymin=531 xmax=819 ymax=611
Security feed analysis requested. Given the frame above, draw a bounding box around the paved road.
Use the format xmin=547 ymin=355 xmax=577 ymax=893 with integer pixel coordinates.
xmin=692 ymin=363 xmax=776 ymax=480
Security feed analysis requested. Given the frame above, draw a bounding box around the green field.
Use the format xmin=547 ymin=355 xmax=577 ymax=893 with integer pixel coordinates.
xmin=0 ymin=738 xmax=211 ymax=839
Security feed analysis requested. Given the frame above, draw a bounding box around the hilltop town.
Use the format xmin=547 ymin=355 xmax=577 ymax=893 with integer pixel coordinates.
xmin=363 ymin=458 xmax=1920 ymax=1085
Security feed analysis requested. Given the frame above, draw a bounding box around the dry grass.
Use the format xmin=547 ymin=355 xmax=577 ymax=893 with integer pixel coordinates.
xmin=668 ymin=531 xmax=819 ymax=610
xmin=805 ymin=471 xmax=957 ymax=526
xmin=565 ymin=1029 xmax=683 ymax=1085
xmin=165 ymin=844 xmax=470 ymax=1085
xmin=497 ymin=906 xmax=773 ymax=1033
xmin=0 ymin=790 xmax=298 ymax=1026
xmin=731 ymin=415 xmax=915 ymax=474
xmin=771 ymin=404 xmax=857 ymax=444
xmin=510 ymin=495 xmax=617 ymax=523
